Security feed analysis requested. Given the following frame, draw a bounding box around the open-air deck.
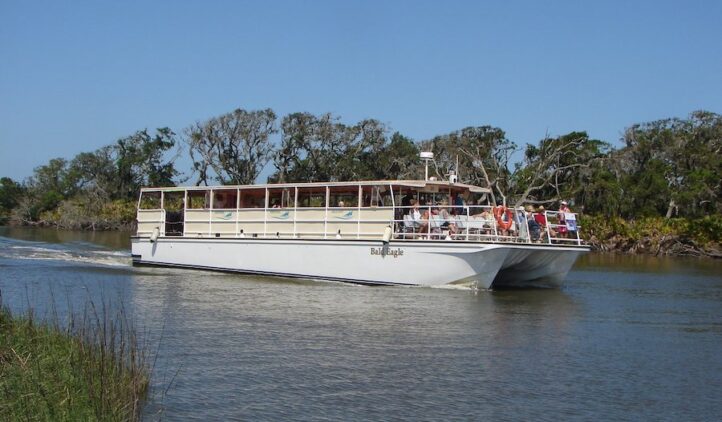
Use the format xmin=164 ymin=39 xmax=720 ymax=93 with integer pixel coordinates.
xmin=136 ymin=180 xmax=583 ymax=246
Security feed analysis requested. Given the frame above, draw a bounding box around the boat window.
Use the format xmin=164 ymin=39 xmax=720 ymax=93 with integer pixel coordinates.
xmin=162 ymin=191 xmax=185 ymax=236
xmin=395 ymin=187 xmax=419 ymax=209
xmin=163 ymin=191 xmax=184 ymax=211
xmin=416 ymin=191 xmax=452 ymax=208
xmin=268 ymin=188 xmax=295 ymax=208
xmin=239 ymin=188 xmax=266 ymax=208
xmin=361 ymin=185 xmax=390 ymax=207
xmin=329 ymin=186 xmax=359 ymax=207
xmin=297 ymin=186 xmax=326 ymax=208
xmin=468 ymin=192 xmax=490 ymax=207
xmin=187 ymin=190 xmax=210 ymax=209
xmin=139 ymin=191 xmax=161 ymax=209
xmin=213 ymin=189 xmax=238 ymax=209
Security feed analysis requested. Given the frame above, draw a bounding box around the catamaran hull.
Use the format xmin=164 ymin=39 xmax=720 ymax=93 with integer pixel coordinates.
xmin=131 ymin=237 xmax=588 ymax=288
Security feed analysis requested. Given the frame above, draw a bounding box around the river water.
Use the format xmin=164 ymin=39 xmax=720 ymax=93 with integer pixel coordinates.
xmin=1 ymin=226 xmax=721 ymax=421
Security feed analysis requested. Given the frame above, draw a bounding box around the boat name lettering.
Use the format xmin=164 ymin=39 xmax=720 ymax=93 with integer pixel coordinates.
xmin=370 ymin=247 xmax=404 ymax=258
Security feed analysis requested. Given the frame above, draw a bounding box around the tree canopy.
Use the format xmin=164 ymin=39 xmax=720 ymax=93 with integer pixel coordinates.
xmin=185 ymin=108 xmax=277 ymax=185
xmin=1 ymin=108 xmax=720 ymax=228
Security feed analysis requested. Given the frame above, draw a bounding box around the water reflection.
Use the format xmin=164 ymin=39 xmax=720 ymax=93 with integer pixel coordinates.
xmin=124 ymin=270 xmax=586 ymax=419
xmin=577 ymin=251 xmax=722 ymax=276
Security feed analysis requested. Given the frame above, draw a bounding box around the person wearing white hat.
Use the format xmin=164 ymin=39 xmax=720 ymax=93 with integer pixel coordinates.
xmin=558 ymin=200 xmax=571 ymax=238
xmin=514 ymin=205 xmax=528 ymax=240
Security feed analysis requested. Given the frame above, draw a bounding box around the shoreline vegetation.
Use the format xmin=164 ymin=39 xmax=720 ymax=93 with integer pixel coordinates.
xmin=1 ymin=108 xmax=720 ymax=258
xmin=0 ymin=295 xmax=151 ymax=421
xmin=582 ymin=215 xmax=721 ymax=258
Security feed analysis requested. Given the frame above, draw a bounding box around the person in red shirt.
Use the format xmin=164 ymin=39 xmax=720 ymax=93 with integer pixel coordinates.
xmin=533 ymin=205 xmax=555 ymax=241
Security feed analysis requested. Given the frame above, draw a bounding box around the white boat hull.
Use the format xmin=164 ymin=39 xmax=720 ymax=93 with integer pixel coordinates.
xmin=131 ymin=237 xmax=588 ymax=288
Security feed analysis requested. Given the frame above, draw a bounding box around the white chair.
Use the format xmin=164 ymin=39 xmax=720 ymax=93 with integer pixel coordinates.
xmin=467 ymin=216 xmax=484 ymax=239
xmin=402 ymin=214 xmax=416 ymax=238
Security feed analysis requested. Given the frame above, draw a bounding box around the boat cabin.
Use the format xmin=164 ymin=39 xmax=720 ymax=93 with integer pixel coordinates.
xmin=136 ymin=180 xmax=582 ymax=245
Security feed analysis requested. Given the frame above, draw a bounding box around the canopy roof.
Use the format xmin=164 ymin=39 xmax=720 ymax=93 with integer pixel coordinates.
xmin=140 ymin=180 xmax=491 ymax=194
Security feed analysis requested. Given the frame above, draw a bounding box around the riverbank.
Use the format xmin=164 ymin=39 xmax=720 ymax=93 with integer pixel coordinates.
xmin=0 ymin=299 xmax=150 ymax=421
xmin=25 ymin=198 xmax=136 ymax=231
xmin=582 ymin=215 xmax=722 ymax=258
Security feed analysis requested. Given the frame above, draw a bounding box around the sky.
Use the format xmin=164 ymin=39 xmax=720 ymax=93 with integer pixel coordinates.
xmin=1 ymin=0 xmax=721 ymax=182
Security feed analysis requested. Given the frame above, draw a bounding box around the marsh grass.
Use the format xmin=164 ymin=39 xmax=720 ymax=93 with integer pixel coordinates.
xmin=0 ymin=291 xmax=151 ymax=421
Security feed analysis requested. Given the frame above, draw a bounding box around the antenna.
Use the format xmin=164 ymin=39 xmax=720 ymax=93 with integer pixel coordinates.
xmin=420 ymin=151 xmax=434 ymax=181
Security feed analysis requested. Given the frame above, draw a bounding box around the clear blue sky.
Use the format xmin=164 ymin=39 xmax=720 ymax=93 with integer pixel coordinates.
xmin=2 ymin=0 xmax=721 ymax=181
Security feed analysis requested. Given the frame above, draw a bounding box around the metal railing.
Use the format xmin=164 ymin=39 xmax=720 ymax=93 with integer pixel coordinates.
xmin=136 ymin=205 xmax=583 ymax=246
xmin=390 ymin=205 xmax=582 ymax=246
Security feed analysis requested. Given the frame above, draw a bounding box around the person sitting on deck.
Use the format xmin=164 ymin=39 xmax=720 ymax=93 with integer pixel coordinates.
xmin=402 ymin=199 xmax=422 ymax=237
xmin=533 ymin=205 xmax=554 ymax=240
xmin=416 ymin=201 xmax=432 ymax=238
xmin=409 ymin=199 xmax=421 ymax=222
xmin=436 ymin=201 xmax=457 ymax=236
xmin=471 ymin=208 xmax=494 ymax=235
xmin=453 ymin=193 xmax=467 ymax=216
xmin=526 ymin=205 xmax=541 ymax=242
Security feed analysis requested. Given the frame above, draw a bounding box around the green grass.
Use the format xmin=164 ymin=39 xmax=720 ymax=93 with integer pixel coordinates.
xmin=0 ymin=298 xmax=150 ymax=421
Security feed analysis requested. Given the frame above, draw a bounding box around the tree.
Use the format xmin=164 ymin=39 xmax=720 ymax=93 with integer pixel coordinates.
xmin=68 ymin=146 xmax=116 ymax=199
xmin=420 ymin=126 xmax=515 ymax=205
xmin=272 ymin=112 xmax=313 ymax=183
xmin=26 ymin=158 xmax=78 ymax=215
xmin=367 ymin=132 xmax=420 ymax=180
xmin=618 ymin=110 xmax=722 ymax=218
xmin=0 ymin=177 xmax=25 ymax=223
xmin=270 ymin=113 xmax=418 ymax=183
xmin=115 ymin=128 xmax=178 ymax=199
xmin=186 ymin=108 xmax=277 ymax=185
xmin=513 ymin=132 xmax=610 ymax=209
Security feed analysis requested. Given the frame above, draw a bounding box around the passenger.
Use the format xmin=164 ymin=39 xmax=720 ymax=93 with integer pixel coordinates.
xmin=436 ymin=201 xmax=457 ymax=236
xmin=534 ymin=205 xmax=554 ymax=240
xmin=401 ymin=199 xmax=421 ymax=237
xmin=417 ymin=201 xmax=432 ymax=237
xmin=454 ymin=193 xmax=467 ymax=216
xmin=526 ymin=205 xmax=541 ymax=242
xmin=558 ymin=200 xmax=571 ymax=238
xmin=409 ymin=199 xmax=421 ymax=221
xmin=338 ymin=200 xmax=345 ymax=207
xmin=515 ymin=206 xmax=528 ymax=240
xmin=472 ymin=208 xmax=494 ymax=235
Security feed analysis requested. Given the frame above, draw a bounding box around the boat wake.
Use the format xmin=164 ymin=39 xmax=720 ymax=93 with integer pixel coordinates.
xmin=429 ymin=283 xmax=490 ymax=292
xmin=0 ymin=236 xmax=131 ymax=267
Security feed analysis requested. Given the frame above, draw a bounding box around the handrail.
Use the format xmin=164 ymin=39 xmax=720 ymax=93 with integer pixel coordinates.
xmin=137 ymin=204 xmax=583 ymax=246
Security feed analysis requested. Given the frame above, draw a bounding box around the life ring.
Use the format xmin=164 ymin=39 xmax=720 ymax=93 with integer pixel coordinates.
xmin=494 ymin=206 xmax=514 ymax=230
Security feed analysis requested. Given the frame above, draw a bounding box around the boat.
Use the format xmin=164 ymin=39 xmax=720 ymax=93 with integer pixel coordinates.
xmin=130 ymin=168 xmax=589 ymax=288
